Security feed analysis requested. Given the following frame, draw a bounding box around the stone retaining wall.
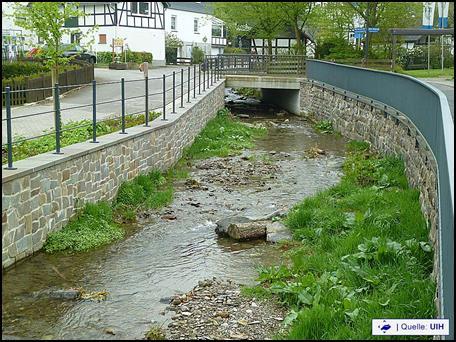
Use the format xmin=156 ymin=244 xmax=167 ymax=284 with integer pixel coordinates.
xmin=2 ymin=81 xmax=225 ymax=269
xmin=300 ymin=80 xmax=440 ymax=311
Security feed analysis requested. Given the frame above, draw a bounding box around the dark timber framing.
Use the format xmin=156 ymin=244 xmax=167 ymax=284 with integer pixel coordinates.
xmin=68 ymin=2 xmax=166 ymax=30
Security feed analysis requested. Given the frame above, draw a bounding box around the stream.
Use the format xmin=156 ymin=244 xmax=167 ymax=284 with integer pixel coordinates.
xmin=2 ymin=88 xmax=347 ymax=340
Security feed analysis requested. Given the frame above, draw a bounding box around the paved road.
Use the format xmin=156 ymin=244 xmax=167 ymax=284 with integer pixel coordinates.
xmin=2 ymin=65 xmax=204 ymax=141
xmin=418 ymin=78 xmax=454 ymax=120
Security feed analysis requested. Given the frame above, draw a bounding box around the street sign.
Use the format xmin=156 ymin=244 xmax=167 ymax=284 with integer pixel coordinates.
xmin=354 ymin=27 xmax=380 ymax=33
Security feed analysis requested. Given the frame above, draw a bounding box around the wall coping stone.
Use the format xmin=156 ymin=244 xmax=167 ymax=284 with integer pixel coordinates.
xmin=2 ymin=80 xmax=225 ymax=184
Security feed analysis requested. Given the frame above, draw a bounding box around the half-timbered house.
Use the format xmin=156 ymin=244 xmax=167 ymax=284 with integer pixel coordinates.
xmin=64 ymin=2 xmax=168 ymax=66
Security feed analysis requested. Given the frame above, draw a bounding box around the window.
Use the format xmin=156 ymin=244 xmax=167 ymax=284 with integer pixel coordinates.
xmin=99 ymin=34 xmax=107 ymax=44
xmin=171 ymin=15 xmax=176 ymax=30
xmin=212 ymin=24 xmax=222 ymax=37
xmin=131 ymin=2 xmax=150 ymax=16
xmin=194 ymin=18 xmax=199 ymax=33
xmin=71 ymin=32 xmax=81 ymax=44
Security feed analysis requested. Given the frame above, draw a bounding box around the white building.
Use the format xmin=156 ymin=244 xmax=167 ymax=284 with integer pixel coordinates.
xmin=1 ymin=2 xmax=168 ymax=66
xmin=65 ymin=2 xmax=167 ymax=66
xmin=165 ymin=2 xmax=227 ymax=59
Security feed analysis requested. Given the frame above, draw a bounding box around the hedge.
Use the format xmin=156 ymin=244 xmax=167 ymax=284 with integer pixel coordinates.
xmin=96 ymin=51 xmax=153 ymax=64
xmin=2 ymin=61 xmax=50 ymax=80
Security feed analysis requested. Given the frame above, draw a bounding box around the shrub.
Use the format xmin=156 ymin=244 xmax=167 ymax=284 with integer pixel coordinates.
xmin=223 ymin=47 xmax=247 ymax=54
xmin=96 ymin=51 xmax=153 ymax=64
xmin=191 ymin=46 xmax=205 ymax=64
xmin=2 ymin=61 xmax=50 ymax=79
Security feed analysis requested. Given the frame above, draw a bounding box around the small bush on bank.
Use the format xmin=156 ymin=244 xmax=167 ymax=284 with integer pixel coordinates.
xmin=43 ymin=202 xmax=124 ymax=253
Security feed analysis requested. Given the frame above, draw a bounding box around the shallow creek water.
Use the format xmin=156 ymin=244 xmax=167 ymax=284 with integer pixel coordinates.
xmin=2 ymin=89 xmax=347 ymax=340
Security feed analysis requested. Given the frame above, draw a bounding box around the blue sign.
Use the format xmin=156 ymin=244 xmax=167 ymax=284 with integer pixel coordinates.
xmin=354 ymin=27 xmax=380 ymax=33
xmin=354 ymin=32 xmax=364 ymax=39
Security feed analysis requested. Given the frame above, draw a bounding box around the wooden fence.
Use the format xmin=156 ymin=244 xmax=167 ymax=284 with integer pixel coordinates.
xmin=2 ymin=62 xmax=94 ymax=106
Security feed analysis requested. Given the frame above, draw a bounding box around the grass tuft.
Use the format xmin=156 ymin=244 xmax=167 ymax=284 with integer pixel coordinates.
xmin=249 ymin=139 xmax=436 ymax=340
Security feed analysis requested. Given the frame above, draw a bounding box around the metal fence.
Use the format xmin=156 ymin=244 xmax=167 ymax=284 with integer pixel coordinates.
xmin=306 ymin=59 xmax=454 ymax=340
xmin=2 ymin=57 xmax=223 ymax=169
xmin=217 ymin=54 xmax=306 ymax=75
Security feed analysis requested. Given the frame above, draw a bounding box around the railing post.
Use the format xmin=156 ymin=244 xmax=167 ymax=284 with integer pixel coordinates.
xmin=145 ymin=76 xmax=150 ymax=126
xmin=162 ymin=74 xmax=166 ymax=120
xmin=187 ymin=66 xmax=191 ymax=103
xmin=91 ymin=80 xmax=98 ymax=142
xmin=120 ymin=78 xmax=127 ymax=134
xmin=207 ymin=58 xmax=210 ymax=88
xmin=203 ymin=63 xmax=206 ymax=92
xmin=210 ymin=58 xmax=213 ymax=86
xmin=198 ymin=63 xmax=201 ymax=95
xmin=193 ymin=64 xmax=196 ymax=98
xmin=180 ymin=68 xmax=184 ymax=108
xmin=53 ymin=83 xmax=63 ymax=154
xmin=172 ymin=71 xmax=176 ymax=114
xmin=4 ymin=87 xmax=16 ymax=169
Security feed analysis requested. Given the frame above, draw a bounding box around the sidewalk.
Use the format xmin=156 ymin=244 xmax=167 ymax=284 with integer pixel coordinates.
xmin=418 ymin=78 xmax=454 ymax=119
xmin=2 ymin=65 xmax=199 ymax=142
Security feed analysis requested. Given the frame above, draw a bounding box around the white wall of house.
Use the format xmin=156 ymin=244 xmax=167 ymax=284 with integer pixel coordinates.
xmin=65 ymin=25 xmax=166 ymax=65
xmin=165 ymin=8 xmax=213 ymax=58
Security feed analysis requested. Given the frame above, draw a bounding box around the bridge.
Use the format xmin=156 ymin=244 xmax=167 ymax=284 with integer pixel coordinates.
xmin=2 ymin=54 xmax=453 ymax=338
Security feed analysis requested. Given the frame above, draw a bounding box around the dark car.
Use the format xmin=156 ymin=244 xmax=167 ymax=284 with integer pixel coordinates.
xmin=61 ymin=44 xmax=96 ymax=64
xmin=26 ymin=44 xmax=96 ymax=64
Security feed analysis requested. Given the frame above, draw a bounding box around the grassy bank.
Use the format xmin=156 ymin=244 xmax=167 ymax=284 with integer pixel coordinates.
xmin=2 ymin=112 xmax=161 ymax=165
xmin=43 ymin=108 xmax=265 ymax=253
xmin=242 ymin=140 xmax=435 ymax=339
xmin=399 ymin=67 xmax=454 ymax=79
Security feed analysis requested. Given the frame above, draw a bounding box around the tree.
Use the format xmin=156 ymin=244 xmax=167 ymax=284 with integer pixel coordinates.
xmin=347 ymin=2 xmax=421 ymax=61
xmin=213 ymin=2 xmax=284 ymax=55
xmin=277 ymin=2 xmax=316 ymax=54
xmin=11 ymin=2 xmax=96 ymax=86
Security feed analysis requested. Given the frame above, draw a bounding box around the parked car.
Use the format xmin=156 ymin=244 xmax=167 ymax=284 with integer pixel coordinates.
xmin=26 ymin=44 xmax=96 ymax=64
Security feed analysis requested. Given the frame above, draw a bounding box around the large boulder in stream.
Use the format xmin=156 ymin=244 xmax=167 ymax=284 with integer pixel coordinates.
xmin=215 ymin=216 xmax=252 ymax=236
xmin=227 ymin=220 xmax=269 ymax=240
xmin=31 ymin=288 xmax=81 ymax=300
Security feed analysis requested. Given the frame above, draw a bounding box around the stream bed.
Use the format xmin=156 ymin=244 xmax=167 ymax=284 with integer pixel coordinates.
xmin=2 ymin=89 xmax=347 ymax=340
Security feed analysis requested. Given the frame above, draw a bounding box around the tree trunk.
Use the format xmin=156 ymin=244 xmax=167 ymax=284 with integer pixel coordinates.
xmin=227 ymin=221 xmax=268 ymax=240
xmin=294 ymin=25 xmax=302 ymax=54
xmin=267 ymin=39 xmax=273 ymax=55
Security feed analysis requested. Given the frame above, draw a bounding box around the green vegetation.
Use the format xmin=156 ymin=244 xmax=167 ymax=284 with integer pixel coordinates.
xmin=42 ymin=107 xmax=265 ymax=253
xmin=313 ymin=120 xmax=334 ymax=134
xmin=398 ymin=67 xmax=454 ymax=79
xmin=2 ymin=61 xmax=50 ymax=79
xmin=44 ymin=202 xmax=124 ymax=253
xmin=191 ymin=46 xmax=205 ymax=64
xmin=235 ymin=87 xmax=262 ymax=99
xmin=113 ymin=170 xmax=174 ymax=223
xmin=243 ymin=140 xmax=435 ymax=339
xmin=145 ymin=324 xmax=167 ymax=340
xmin=3 ymin=112 xmax=161 ymax=164
xmin=182 ymin=108 xmax=266 ymax=160
xmin=95 ymin=51 xmax=153 ymax=64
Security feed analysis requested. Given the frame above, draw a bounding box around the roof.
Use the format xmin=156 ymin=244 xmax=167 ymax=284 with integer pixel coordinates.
xmin=167 ymin=2 xmax=213 ymax=15
xmin=79 ymin=2 xmax=169 ymax=8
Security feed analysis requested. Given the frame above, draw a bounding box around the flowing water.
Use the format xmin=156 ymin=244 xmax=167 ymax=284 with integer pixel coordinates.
xmin=2 ymin=89 xmax=347 ymax=340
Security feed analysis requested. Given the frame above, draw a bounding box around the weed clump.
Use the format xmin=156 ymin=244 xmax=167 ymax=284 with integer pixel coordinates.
xmin=245 ymin=139 xmax=435 ymax=340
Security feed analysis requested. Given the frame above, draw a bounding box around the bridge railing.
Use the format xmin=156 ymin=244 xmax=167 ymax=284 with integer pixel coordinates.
xmin=210 ymin=54 xmax=306 ymax=76
xmin=306 ymin=59 xmax=454 ymax=339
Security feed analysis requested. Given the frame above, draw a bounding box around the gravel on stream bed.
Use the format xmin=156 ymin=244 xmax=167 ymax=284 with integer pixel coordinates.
xmin=164 ymin=278 xmax=287 ymax=340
